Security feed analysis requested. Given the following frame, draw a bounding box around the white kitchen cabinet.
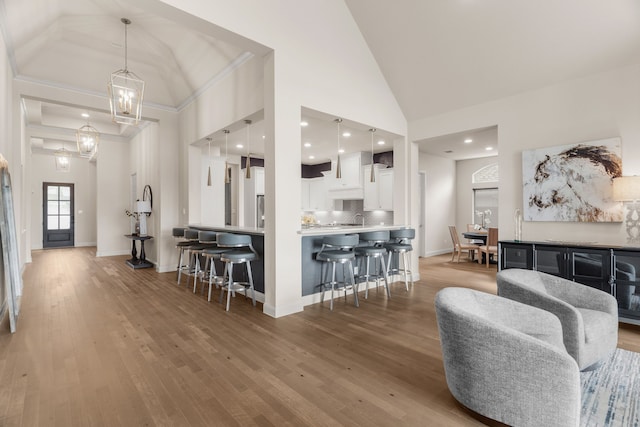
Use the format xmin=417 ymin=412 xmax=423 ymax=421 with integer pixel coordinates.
xmin=363 ymin=165 xmax=394 ymax=211
xmin=309 ymin=177 xmax=330 ymax=211
xmin=328 ymin=152 xmax=365 ymax=199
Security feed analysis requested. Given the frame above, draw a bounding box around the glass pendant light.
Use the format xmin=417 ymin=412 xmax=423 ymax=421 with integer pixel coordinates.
xmin=369 ymin=128 xmax=376 ymax=183
xmin=224 ymin=130 xmax=231 ymax=184
xmin=206 ymin=137 xmax=212 ymax=186
xmin=335 ymin=118 xmax=342 ymax=179
xmin=244 ymin=119 xmax=252 ymax=179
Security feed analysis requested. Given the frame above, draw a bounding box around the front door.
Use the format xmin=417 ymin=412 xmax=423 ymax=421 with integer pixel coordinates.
xmin=43 ymin=182 xmax=74 ymax=248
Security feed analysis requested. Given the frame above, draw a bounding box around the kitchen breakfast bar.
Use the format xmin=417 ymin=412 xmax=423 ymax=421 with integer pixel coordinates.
xmin=188 ymin=224 xmax=410 ymax=305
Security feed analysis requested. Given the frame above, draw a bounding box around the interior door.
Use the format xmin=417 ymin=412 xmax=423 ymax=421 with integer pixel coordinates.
xmin=43 ymin=182 xmax=74 ymax=248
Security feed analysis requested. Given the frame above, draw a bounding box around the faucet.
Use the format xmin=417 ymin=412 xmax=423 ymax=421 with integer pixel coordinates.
xmin=353 ymin=212 xmax=364 ymax=226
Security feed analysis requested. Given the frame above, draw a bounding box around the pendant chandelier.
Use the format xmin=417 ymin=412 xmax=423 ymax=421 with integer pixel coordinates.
xmin=76 ymin=116 xmax=100 ymax=159
xmin=245 ymin=119 xmax=252 ymax=179
xmin=108 ymin=18 xmax=145 ymax=126
xmin=224 ymin=130 xmax=231 ymax=184
xmin=369 ymin=128 xmax=376 ymax=183
xmin=206 ymin=137 xmax=212 ymax=186
xmin=54 ymin=144 xmax=71 ymax=172
xmin=335 ymin=118 xmax=343 ymax=179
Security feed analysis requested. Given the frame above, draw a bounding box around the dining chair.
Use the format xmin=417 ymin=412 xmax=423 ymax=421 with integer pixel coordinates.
xmin=478 ymin=227 xmax=498 ymax=268
xmin=448 ymin=226 xmax=479 ymax=263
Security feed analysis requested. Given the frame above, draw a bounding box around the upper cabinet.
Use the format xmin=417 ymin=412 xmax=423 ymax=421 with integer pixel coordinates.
xmin=327 ymin=152 xmax=366 ymax=199
xmin=363 ymin=165 xmax=393 ymax=211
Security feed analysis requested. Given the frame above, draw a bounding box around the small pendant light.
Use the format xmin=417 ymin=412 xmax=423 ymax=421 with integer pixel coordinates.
xmin=206 ymin=137 xmax=212 ymax=186
xmin=245 ymin=119 xmax=252 ymax=179
xmin=224 ymin=130 xmax=231 ymax=184
xmin=369 ymin=128 xmax=376 ymax=183
xmin=335 ymin=118 xmax=343 ymax=179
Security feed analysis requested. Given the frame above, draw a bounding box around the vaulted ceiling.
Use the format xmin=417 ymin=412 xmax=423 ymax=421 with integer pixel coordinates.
xmin=4 ymin=0 xmax=640 ymax=161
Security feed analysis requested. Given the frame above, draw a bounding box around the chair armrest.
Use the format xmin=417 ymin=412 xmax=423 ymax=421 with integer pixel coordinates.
xmin=543 ymin=275 xmax=618 ymax=317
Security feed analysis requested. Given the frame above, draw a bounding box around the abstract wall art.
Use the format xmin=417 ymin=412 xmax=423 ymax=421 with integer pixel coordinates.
xmin=522 ymin=138 xmax=623 ymax=222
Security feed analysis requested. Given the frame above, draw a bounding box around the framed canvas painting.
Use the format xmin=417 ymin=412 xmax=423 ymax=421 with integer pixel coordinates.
xmin=522 ymin=137 xmax=623 ymax=222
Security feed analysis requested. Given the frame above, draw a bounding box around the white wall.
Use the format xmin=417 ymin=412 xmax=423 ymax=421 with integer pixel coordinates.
xmin=30 ymin=153 xmax=97 ymax=249
xmin=411 ymin=63 xmax=640 ymax=246
xmin=418 ymin=153 xmax=456 ymax=256
xmin=96 ymin=139 xmax=130 ymax=257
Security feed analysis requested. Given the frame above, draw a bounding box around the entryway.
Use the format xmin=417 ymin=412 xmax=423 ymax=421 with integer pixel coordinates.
xmin=43 ymin=182 xmax=74 ymax=248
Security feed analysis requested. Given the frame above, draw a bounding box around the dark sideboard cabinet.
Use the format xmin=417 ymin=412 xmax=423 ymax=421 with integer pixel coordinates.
xmin=499 ymin=240 xmax=640 ymax=325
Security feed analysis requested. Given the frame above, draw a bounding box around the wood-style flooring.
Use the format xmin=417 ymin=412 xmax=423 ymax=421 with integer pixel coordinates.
xmin=0 ymin=248 xmax=638 ymax=426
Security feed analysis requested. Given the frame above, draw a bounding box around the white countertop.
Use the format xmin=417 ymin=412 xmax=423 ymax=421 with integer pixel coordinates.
xmin=189 ymin=223 xmax=409 ymax=237
xmin=298 ymin=224 xmax=408 ymax=236
xmin=188 ymin=224 xmax=265 ymax=235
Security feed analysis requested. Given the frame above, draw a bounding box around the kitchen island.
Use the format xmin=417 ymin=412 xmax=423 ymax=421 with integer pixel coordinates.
xmin=299 ymin=224 xmax=409 ymax=297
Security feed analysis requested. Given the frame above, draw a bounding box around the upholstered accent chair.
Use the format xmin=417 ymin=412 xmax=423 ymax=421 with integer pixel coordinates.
xmin=435 ymin=287 xmax=580 ymax=427
xmin=497 ymin=268 xmax=618 ymax=371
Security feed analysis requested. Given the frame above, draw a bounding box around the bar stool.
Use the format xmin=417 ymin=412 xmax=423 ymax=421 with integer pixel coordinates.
xmin=173 ymin=227 xmax=188 ymax=281
xmin=355 ymin=230 xmax=391 ymax=299
xmin=384 ymin=228 xmax=415 ymax=292
xmin=191 ymin=231 xmax=218 ymax=294
xmin=177 ymin=229 xmax=199 ymax=285
xmin=316 ymin=234 xmax=359 ymax=311
xmin=217 ymin=233 xmax=259 ymax=311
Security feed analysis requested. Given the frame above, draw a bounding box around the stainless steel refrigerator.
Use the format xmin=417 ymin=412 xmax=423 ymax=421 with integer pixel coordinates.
xmin=256 ymin=195 xmax=265 ymax=228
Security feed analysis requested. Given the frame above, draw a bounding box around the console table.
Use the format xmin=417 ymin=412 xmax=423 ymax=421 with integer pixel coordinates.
xmin=124 ymin=234 xmax=153 ymax=269
xmin=499 ymin=240 xmax=640 ymax=325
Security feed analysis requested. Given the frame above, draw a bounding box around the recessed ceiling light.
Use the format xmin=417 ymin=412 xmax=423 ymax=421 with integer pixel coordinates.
xmin=464 ymin=138 xmax=472 ymax=144
xmin=236 ymin=144 xmax=243 ymax=149
xmin=262 ymin=135 xmax=266 ymax=139
xmin=377 ymin=140 xmax=385 ymax=145
xmin=342 ymin=132 xmax=351 ymax=137
xmin=309 ymin=155 xmax=315 ymax=160
xmin=485 ymin=146 xmax=493 ymax=151
xmin=303 ymin=142 xmax=311 ymax=148
xmin=81 ymin=113 xmax=90 ymax=118
xmin=300 ymin=121 xmax=308 ymax=127
xmin=338 ymin=149 xmax=345 ymax=154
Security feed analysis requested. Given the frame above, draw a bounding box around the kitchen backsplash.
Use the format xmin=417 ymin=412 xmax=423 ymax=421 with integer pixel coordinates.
xmin=304 ymin=200 xmax=394 ymax=226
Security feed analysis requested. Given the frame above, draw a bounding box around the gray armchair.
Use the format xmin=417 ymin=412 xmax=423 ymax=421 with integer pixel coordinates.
xmin=497 ymin=268 xmax=618 ymax=370
xmin=435 ymin=287 xmax=580 ymax=427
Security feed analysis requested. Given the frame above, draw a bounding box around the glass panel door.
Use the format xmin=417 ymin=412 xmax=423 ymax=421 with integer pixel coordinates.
xmin=43 ymin=183 xmax=74 ymax=248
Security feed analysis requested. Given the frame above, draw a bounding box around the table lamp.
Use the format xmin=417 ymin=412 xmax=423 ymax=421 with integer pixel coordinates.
xmin=136 ymin=200 xmax=152 ymax=236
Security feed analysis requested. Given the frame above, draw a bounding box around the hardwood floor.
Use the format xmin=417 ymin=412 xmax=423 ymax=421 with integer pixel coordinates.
xmin=0 ymin=248 xmax=638 ymax=426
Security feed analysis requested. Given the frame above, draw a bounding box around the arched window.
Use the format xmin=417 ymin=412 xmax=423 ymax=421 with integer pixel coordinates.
xmin=472 ymin=163 xmax=498 ymax=184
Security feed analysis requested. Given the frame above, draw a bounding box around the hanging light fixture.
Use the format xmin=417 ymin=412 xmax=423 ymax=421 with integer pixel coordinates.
xmin=369 ymin=128 xmax=376 ymax=183
xmin=245 ymin=119 xmax=252 ymax=179
xmin=206 ymin=137 xmax=213 ymax=186
xmin=224 ymin=130 xmax=231 ymax=184
xmin=108 ymin=18 xmax=145 ymax=126
xmin=54 ymin=143 xmax=71 ymax=172
xmin=76 ymin=115 xmax=100 ymax=159
xmin=335 ymin=118 xmax=343 ymax=179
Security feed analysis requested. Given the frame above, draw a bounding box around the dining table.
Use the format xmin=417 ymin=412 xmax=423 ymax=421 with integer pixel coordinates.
xmin=462 ymin=230 xmax=488 ymax=244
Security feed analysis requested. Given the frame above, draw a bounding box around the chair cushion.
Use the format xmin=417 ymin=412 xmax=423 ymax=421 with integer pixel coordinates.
xmin=577 ymin=307 xmax=615 ymax=344
xmin=355 ymin=246 xmax=387 ymax=256
xmin=384 ymin=243 xmax=412 ymax=252
xmin=317 ymin=250 xmax=355 ymax=262
xmin=221 ymin=250 xmax=257 ymax=262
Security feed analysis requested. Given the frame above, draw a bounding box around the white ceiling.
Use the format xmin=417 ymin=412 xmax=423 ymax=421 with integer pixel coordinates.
xmin=6 ymin=1 xmax=640 ymax=161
